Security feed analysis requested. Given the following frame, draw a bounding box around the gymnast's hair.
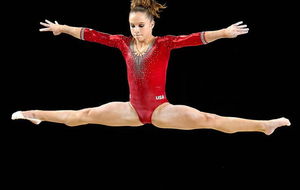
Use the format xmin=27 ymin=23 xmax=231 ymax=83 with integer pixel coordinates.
xmin=130 ymin=0 xmax=167 ymax=20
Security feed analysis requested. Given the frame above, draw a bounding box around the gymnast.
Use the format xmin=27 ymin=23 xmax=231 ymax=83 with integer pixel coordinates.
xmin=12 ymin=0 xmax=290 ymax=135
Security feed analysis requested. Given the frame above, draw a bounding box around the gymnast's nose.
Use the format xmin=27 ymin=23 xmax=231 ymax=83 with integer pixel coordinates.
xmin=132 ymin=27 xmax=141 ymax=33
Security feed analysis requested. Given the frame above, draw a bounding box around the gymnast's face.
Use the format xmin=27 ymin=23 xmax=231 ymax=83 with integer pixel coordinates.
xmin=129 ymin=11 xmax=155 ymax=42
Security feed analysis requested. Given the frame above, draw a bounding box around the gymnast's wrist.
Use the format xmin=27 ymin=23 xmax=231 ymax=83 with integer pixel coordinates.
xmin=60 ymin=25 xmax=69 ymax=34
xmin=220 ymin=28 xmax=227 ymax=38
xmin=221 ymin=28 xmax=229 ymax=38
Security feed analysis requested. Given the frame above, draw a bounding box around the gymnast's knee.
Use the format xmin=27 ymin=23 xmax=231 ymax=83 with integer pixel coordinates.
xmin=196 ymin=113 xmax=221 ymax=127
xmin=65 ymin=109 xmax=93 ymax=127
xmin=204 ymin=113 xmax=220 ymax=121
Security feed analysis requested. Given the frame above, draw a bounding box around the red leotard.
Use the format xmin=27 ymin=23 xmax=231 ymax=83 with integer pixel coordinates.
xmin=80 ymin=28 xmax=207 ymax=124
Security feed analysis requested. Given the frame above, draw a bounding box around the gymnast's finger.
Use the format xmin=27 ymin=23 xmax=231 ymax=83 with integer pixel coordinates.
xmin=40 ymin=22 xmax=50 ymax=27
xmin=237 ymin=30 xmax=249 ymax=35
xmin=39 ymin=28 xmax=51 ymax=32
xmin=237 ymin=24 xmax=248 ymax=28
xmin=45 ymin=19 xmax=53 ymax=24
xmin=237 ymin=28 xmax=249 ymax=33
xmin=233 ymin=21 xmax=243 ymax=26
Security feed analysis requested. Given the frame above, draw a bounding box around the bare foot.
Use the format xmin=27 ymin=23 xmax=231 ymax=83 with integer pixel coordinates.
xmin=263 ymin=117 xmax=291 ymax=135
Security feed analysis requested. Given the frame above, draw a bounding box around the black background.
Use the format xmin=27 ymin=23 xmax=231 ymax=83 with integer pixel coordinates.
xmin=2 ymin=0 xmax=299 ymax=188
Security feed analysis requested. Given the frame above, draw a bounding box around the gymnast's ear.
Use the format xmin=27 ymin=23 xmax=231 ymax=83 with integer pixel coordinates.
xmin=151 ymin=20 xmax=155 ymax=28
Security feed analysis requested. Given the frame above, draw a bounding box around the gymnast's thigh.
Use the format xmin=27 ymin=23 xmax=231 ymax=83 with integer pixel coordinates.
xmin=86 ymin=101 xmax=144 ymax=127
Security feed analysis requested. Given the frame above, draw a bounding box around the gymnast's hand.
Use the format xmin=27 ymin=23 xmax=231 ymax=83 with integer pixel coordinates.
xmin=224 ymin=21 xmax=249 ymax=38
xmin=39 ymin=19 xmax=63 ymax=36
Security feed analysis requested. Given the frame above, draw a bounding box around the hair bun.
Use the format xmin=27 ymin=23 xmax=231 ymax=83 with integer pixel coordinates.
xmin=131 ymin=0 xmax=152 ymax=9
xmin=131 ymin=0 xmax=167 ymax=18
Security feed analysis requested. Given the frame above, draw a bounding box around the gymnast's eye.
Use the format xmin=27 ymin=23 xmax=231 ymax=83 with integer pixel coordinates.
xmin=139 ymin=24 xmax=144 ymax=28
xmin=131 ymin=24 xmax=135 ymax=28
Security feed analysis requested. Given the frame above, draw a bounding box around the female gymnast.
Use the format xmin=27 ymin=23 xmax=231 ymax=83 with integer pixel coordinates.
xmin=12 ymin=0 xmax=290 ymax=135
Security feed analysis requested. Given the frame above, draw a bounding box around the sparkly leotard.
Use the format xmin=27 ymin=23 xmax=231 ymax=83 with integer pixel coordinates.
xmin=81 ymin=28 xmax=207 ymax=124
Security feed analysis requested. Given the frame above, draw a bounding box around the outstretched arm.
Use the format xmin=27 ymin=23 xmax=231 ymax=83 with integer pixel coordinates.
xmin=204 ymin=21 xmax=249 ymax=43
xmin=39 ymin=19 xmax=82 ymax=39
xmin=39 ymin=19 xmax=124 ymax=48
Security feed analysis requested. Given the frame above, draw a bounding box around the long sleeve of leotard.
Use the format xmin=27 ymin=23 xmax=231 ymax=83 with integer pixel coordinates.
xmin=166 ymin=32 xmax=207 ymax=49
xmin=80 ymin=28 xmax=126 ymax=49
